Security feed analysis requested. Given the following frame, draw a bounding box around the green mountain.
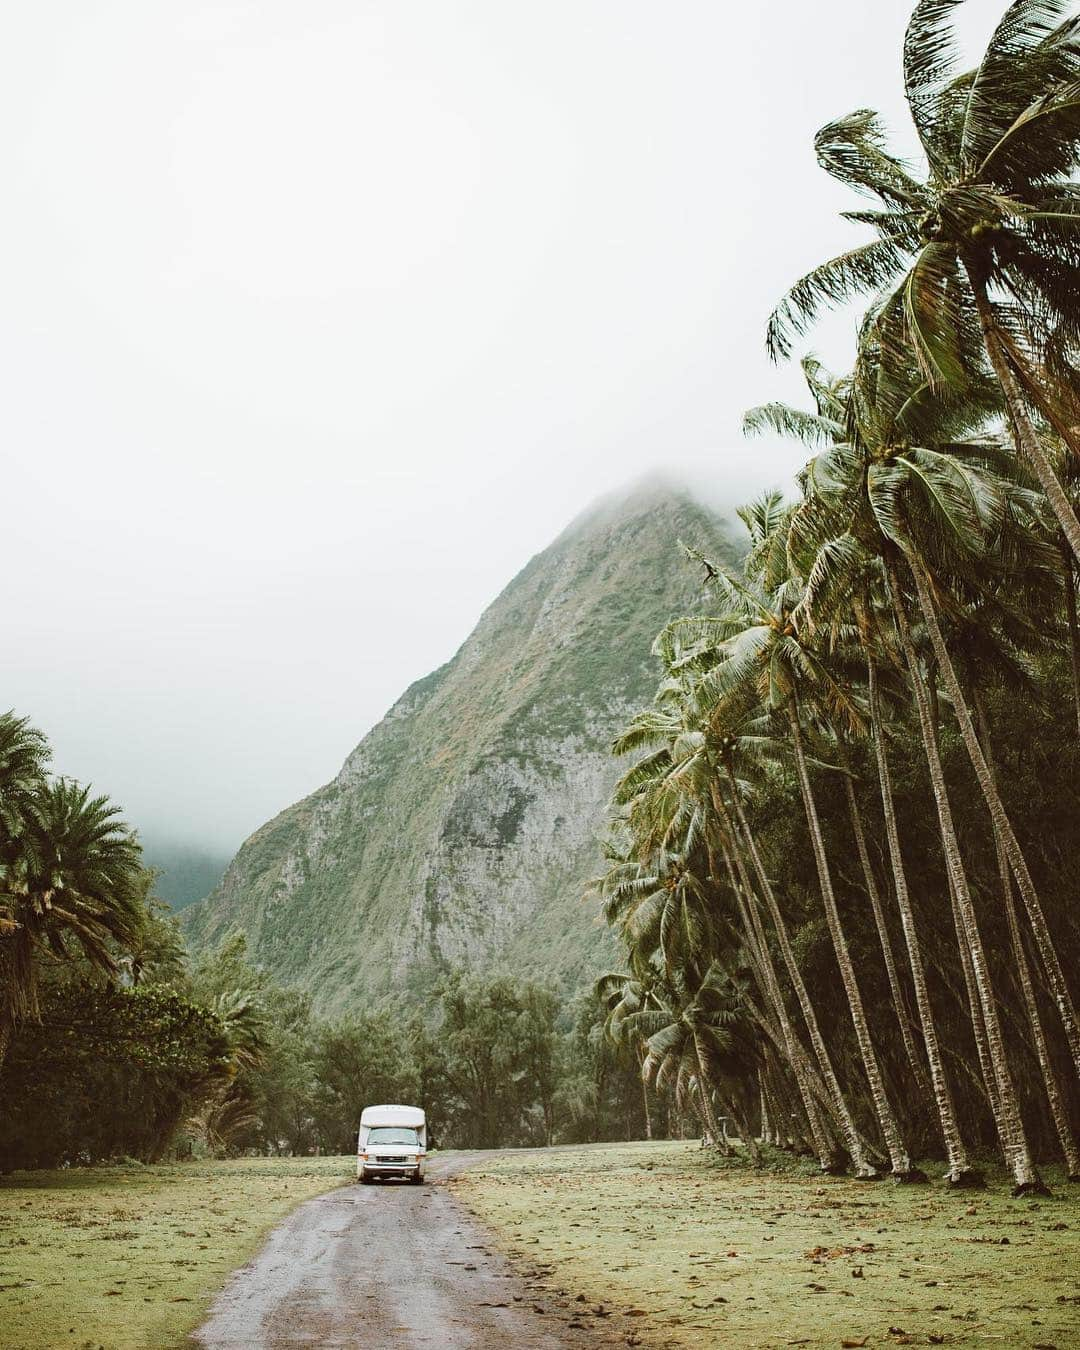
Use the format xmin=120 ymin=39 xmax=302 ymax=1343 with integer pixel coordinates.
xmin=180 ymin=482 xmax=734 ymax=1015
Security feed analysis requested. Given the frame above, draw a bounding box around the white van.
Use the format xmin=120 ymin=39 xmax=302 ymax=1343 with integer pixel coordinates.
xmin=357 ymin=1104 xmax=427 ymax=1184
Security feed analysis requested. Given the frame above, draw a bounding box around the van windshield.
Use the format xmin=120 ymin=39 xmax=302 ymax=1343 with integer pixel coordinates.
xmin=367 ymin=1127 xmax=419 ymax=1145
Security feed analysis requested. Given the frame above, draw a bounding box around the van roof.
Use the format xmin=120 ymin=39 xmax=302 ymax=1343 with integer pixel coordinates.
xmin=359 ymin=1104 xmax=425 ymax=1127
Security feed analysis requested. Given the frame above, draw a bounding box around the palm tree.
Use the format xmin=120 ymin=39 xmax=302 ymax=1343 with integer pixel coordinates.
xmin=598 ymin=964 xmax=756 ymax=1156
xmin=187 ymin=989 xmax=270 ymax=1154
xmin=717 ymin=768 xmax=872 ymax=1174
xmin=767 ymin=0 xmax=1080 ymax=564
xmin=0 ymin=778 xmax=145 ymax=1067
xmin=605 ymin=640 xmax=865 ymax=1172
xmin=746 ymin=361 xmax=997 ymax=1186
xmin=767 ymin=346 xmax=1053 ymax=1192
xmin=0 ymin=712 xmax=51 ymax=939
xmin=970 ymin=682 xmax=1080 ymax=1178
xmin=674 ymin=524 xmax=918 ymax=1179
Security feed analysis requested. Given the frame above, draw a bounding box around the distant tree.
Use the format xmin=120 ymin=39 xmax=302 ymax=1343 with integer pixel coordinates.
xmin=311 ymin=1014 xmax=420 ymax=1152
xmin=433 ymin=972 xmax=560 ymax=1148
xmin=555 ymin=991 xmax=652 ymax=1144
xmin=252 ymin=987 xmax=319 ymax=1154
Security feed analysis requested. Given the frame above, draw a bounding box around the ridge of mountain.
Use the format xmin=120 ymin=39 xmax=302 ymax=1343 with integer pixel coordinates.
xmin=180 ymin=481 xmax=736 ymax=1014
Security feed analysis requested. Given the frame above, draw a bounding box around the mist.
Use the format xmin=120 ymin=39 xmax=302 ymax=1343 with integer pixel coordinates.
xmin=4 ymin=1 xmax=1006 ymax=854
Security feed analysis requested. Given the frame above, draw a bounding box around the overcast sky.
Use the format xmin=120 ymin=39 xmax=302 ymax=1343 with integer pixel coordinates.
xmin=5 ymin=1 xmax=1004 ymax=853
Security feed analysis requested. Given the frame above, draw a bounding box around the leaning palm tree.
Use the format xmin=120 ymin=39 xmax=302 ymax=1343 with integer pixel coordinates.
xmin=768 ymin=0 xmax=1080 ymax=563
xmin=855 ymin=372 xmax=1080 ymax=1098
xmin=674 ymin=535 xmax=919 ymax=1180
xmin=767 ymin=344 xmax=1055 ymax=1192
xmin=0 ymin=778 xmax=145 ymax=1066
xmin=746 ymin=362 xmax=995 ymax=1185
xmin=606 ymin=641 xmax=862 ymax=1172
xmin=944 ymin=604 xmax=1080 ymax=1177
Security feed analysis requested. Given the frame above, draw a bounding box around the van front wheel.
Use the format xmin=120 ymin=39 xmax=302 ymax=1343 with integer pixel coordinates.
xmin=359 ymin=1170 xmax=372 ymax=1184
xmin=410 ymin=1172 xmax=424 ymax=1185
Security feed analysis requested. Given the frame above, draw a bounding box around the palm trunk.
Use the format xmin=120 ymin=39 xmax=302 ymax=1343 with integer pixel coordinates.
xmin=947 ymin=864 xmax=1006 ymax=1132
xmin=726 ymin=775 xmax=879 ymax=1177
xmin=972 ymin=688 xmax=1080 ymax=1179
xmin=885 ymin=553 xmax=1044 ymax=1193
xmin=838 ymin=741 xmax=931 ymax=1096
xmin=640 ymin=1050 xmax=654 ymax=1141
xmin=865 ymin=651 xmax=976 ymax=1182
xmin=759 ymin=1074 xmax=773 ymax=1146
xmin=726 ymin=1095 xmax=762 ymax=1165
xmin=1062 ymin=540 xmax=1080 ymax=739
xmin=967 ymin=268 xmax=1080 ymax=566
xmin=719 ymin=828 xmax=842 ymax=1170
xmin=767 ymin=1062 xmax=805 ymax=1150
xmin=693 ymin=1036 xmax=727 ymax=1152
xmin=906 ymin=553 xmax=1080 ymax=1083
xmin=787 ymin=701 xmax=916 ymax=1179
xmin=747 ymin=992 xmax=835 ymax=1158
xmin=764 ymin=1063 xmax=792 ymax=1149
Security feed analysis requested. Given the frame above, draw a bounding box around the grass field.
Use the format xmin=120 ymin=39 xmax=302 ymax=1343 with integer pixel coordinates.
xmin=455 ymin=1141 xmax=1080 ymax=1349
xmin=0 ymin=1156 xmax=351 ymax=1350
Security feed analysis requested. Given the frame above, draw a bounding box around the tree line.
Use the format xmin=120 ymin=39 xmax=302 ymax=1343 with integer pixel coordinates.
xmin=1 ymin=710 xmax=659 ymax=1167
xmin=593 ymin=0 xmax=1080 ymax=1193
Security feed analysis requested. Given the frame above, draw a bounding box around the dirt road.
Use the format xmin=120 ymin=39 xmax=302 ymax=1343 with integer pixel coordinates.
xmin=193 ymin=1151 xmax=618 ymax=1348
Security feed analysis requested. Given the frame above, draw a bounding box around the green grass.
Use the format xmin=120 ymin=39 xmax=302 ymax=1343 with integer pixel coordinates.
xmin=0 ymin=1156 xmax=352 ymax=1350
xmin=454 ymin=1141 xmax=1080 ymax=1349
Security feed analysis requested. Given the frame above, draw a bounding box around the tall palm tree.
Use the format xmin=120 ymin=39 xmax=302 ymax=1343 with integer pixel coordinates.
xmin=676 ymin=530 xmax=918 ymax=1179
xmin=607 ymin=641 xmax=867 ymax=1172
xmin=0 ymin=779 xmax=145 ymax=1067
xmin=768 ymin=346 xmax=1053 ymax=1191
xmin=767 ymin=0 xmax=1080 ymax=563
xmin=970 ymin=682 xmax=1080 ymax=1178
xmin=833 ymin=729 xmax=933 ymax=1100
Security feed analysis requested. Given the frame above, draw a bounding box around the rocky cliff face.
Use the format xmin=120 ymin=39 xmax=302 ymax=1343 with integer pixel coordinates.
xmin=180 ymin=482 xmax=734 ymax=1014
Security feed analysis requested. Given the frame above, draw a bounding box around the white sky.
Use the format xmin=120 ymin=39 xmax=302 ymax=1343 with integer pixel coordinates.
xmin=4 ymin=1 xmax=1005 ymax=850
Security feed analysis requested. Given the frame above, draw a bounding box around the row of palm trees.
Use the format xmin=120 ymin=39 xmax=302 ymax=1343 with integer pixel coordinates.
xmin=594 ymin=0 xmax=1080 ymax=1192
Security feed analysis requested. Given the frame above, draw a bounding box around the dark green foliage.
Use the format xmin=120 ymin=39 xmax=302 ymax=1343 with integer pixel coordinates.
xmin=423 ymin=973 xmax=561 ymax=1148
xmin=309 ymin=1014 xmax=421 ymax=1153
xmin=0 ymin=980 xmax=230 ymax=1170
xmin=555 ymin=991 xmax=657 ymax=1144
